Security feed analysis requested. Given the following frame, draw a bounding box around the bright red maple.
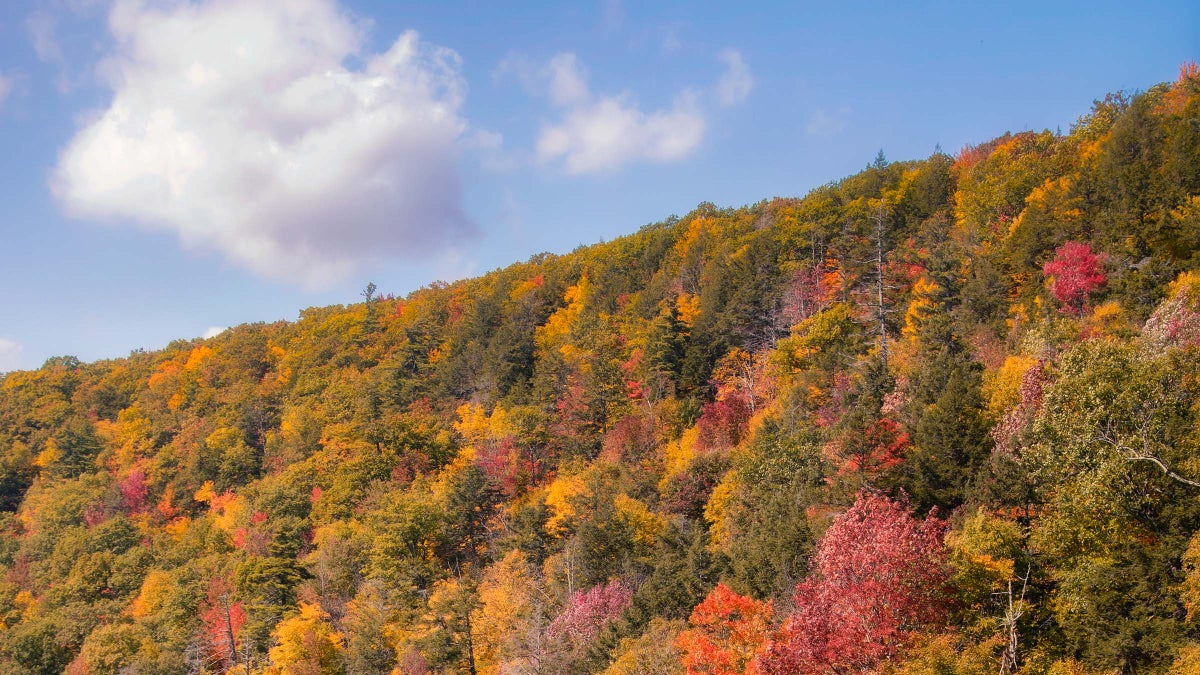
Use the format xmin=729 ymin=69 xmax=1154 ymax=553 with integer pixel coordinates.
xmin=676 ymin=583 xmax=772 ymax=675
xmin=1043 ymin=241 xmax=1106 ymax=317
xmin=756 ymin=492 xmax=951 ymax=674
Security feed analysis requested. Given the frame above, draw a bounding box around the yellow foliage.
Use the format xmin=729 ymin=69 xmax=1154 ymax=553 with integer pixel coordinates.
xmin=703 ymin=472 xmax=740 ymax=553
xmin=183 ymin=345 xmax=214 ymax=372
xmin=1168 ymin=268 xmax=1200 ymax=307
xmin=14 ymin=591 xmax=37 ymax=622
xmin=661 ymin=426 xmax=700 ymax=486
xmin=903 ymin=277 xmax=942 ymax=342
xmin=614 ymin=494 xmax=668 ymax=546
xmin=1086 ymin=300 xmax=1126 ymax=338
xmin=1169 ymin=645 xmax=1200 ymax=675
xmin=535 ymin=275 xmax=592 ymax=367
xmin=265 ymin=602 xmax=343 ymax=674
xmin=205 ymin=426 xmax=243 ymax=454
xmin=509 ymin=274 xmax=544 ymax=300
xmin=545 ymin=473 xmax=591 ymax=536
xmin=130 ymin=570 xmax=171 ymax=619
xmin=946 ymin=509 xmax=1024 ymax=607
xmin=677 ymin=293 xmax=701 ymax=327
xmin=164 ymin=517 xmax=190 ymax=539
xmin=890 ymin=632 xmax=1002 ymax=675
xmin=472 ymin=550 xmax=537 ymax=674
xmin=33 ymin=438 xmax=61 ymax=469
xmin=603 ymin=618 xmax=685 ymax=675
xmin=194 ymin=480 xmax=216 ymax=505
xmin=454 ymin=402 xmax=515 ymax=448
xmin=982 ymin=355 xmax=1037 ymax=418
xmin=211 ymin=493 xmax=247 ymax=535
xmin=1181 ymin=532 xmax=1200 ymax=621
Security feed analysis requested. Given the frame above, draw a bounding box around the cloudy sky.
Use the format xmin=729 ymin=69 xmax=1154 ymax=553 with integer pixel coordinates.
xmin=0 ymin=0 xmax=1196 ymax=371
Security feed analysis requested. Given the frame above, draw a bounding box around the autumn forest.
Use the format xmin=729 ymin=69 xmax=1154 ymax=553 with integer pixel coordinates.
xmin=3 ymin=67 xmax=1200 ymax=674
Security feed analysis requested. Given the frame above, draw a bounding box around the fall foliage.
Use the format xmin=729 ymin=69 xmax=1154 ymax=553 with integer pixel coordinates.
xmin=0 ymin=69 xmax=1199 ymax=674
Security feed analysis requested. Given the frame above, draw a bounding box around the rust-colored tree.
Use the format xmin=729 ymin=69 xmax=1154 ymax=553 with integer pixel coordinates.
xmin=756 ymin=492 xmax=951 ymax=674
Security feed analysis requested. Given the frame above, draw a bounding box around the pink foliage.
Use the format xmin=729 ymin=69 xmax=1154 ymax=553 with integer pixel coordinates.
xmin=547 ymin=579 xmax=634 ymax=645
xmin=1043 ymin=241 xmax=1106 ymax=317
xmin=756 ymin=492 xmax=951 ymax=674
xmin=991 ymin=361 xmax=1051 ymax=456
xmin=119 ymin=467 xmax=149 ymax=514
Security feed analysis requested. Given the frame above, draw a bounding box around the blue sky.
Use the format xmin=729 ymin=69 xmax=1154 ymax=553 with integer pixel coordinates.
xmin=0 ymin=0 xmax=1196 ymax=372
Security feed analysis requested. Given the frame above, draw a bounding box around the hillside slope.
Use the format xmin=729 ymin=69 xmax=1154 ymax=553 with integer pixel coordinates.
xmin=2 ymin=67 xmax=1200 ymax=674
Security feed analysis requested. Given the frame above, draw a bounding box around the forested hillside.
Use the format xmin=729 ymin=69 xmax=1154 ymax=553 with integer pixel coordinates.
xmin=2 ymin=66 xmax=1200 ymax=674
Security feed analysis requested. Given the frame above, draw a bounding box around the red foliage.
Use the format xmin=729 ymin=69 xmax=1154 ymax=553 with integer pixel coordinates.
xmin=695 ymin=396 xmax=751 ymax=453
xmin=782 ymin=265 xmax=833 ymax=325
xmin=1043 ymin=241 xmax=1106 ymax=317
xmin=676 ymin=583 xmax=772 ymax=675
xmin=547 ymin=579 xmax=633 ymax=645
xmin=200 ymin=577 xmax=246 ymax=672
xmin=756 ymin=492 xmax=951 ymax=674
xmin=231 ymin=526 xmax=271 ymax=555
xmin=601 ymin=414 xmax=655 ymax=463
xmin=824 ymin=418 xmax=908 ymax=477
xmin=476 ymin=435 xmax=523 ymax=498
xmin=549 ymin=379 xmax=597 ymax=458
xmin=119 ymin=467 xmax=149 ymax=514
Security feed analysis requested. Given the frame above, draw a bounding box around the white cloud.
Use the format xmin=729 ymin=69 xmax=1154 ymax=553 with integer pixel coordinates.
xmin=202 ymin=326 xmax=226 ymax=339
xmin=0 ymin=74 xmax=11 ymax=108
xmin=0 ymin=339 xmax=23 ymax=373
xmin=53 ymin=0 xmax=475 ymax=288
xmin=545 ymin=53 xmax=589 ymax=107
xmin=715 ymin=49 xmax=752 ymax=107
xmin=538 ymin=91 xmax=705 ymax=175
xmin=807 ymin=107 xmax=852 ymax=137
xmin=532 ymin=52 xmax=706 ymax=175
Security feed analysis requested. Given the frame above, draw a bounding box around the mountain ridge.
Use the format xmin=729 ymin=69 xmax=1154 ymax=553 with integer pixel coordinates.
xmin=1 ymin=67 xmax=1199 ymax=673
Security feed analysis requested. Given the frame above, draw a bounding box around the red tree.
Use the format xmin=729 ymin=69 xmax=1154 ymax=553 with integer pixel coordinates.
xmin=199 ymin=577 xmax=246 ymax=672
xmin=694 ymin=396 xmax=752 ymax=453
xmin=824 ymin=417 xmax=909 ymax=477
xmin=676 ymin=583 xmax=773 ymax=675
xmin=756 ymin=492 xmax=951 ymax=674
xmin=1043 ymin=241 xmax=1106 ymax=317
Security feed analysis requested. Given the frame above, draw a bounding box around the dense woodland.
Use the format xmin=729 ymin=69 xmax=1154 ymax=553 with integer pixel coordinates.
xmin=2 ymin=67 xmax=1200 ymax=674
